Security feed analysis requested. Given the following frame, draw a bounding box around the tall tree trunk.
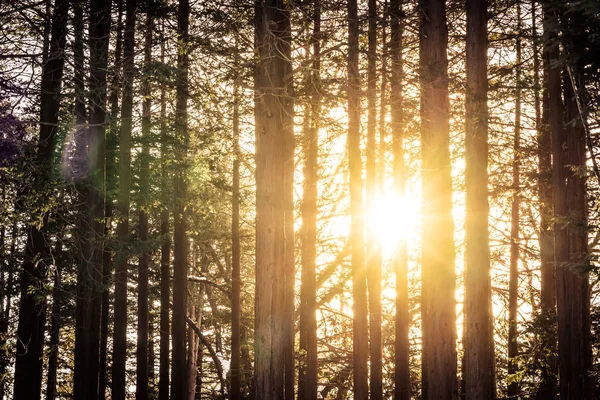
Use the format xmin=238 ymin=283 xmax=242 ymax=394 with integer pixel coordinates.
xmin=557 ymin=7 xmax=592 ymax=398
xmin=390 ymin=1 xmax=410 ymax=399
xmin=13 ymin=0 xmax=70 ymax=398
xmin=171 ymin=0 xmax=190 ymax=398
xmin=158 ymin=19 xmax=171 ymax=400
xmin=366 ymin=0 xmax=382 ymax=398
xmin=299 ymin=1 xmax=320 ymax=399
xmin=45 ymin=247 xmax=62 ymax=400
xmin=347 ymin=0 xmax=369 ymax=397
xmin=464 ymin=0 xmax=494 ymax=398
xmin=99 ymin=1 xmax=123 ymax=397
xmin=0 ymin=222 xmax=15 ymax=400
xmin=254 ymin=0 xmax=294 ymax=398
xmin=231 ymin=39 xmax=242 ymax=400
xmin=536 ymin=0 xmax=557 ymax=397
xmin=136 ymin=10 xmax=152 ymax=400
xmin=73 ymin=0 xmax=112 ymax=397
xmin=419 ymin=0 xmax=457 ymax=398
xmin=113 ymin=0 xmax=136 ymax=397
xmin=507 ymin=8 xmax=522 ymax=398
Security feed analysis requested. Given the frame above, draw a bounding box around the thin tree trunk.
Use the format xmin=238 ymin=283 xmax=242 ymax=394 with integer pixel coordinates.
xmin=136 ymin=10 xmax=152 ymax=400
xmin=366 ymin=0 xmax=382 ymax=397
xmin=390 ymin=1 xmax=410 ymax=399
xmin=113 ymin=0 xmax=136 ymax=397
xmin=73 ymin=0 xmax=112 ymax=397
xmin=45 ymin=244 xmax=62 ymax=400
xmin=419 ymin=0 xmax=457 ymax=398
xmin=536 ymin=0 xmax=557 ymax=396
xmin=231 ymin=39 xmax=242 ymax=400
xmin=13 ymin=0 xmax=70 ymax=398
xmin=254 ymin=1 xmax=294 ymax=398
xmin=299 ymin=1 xmax=320 ymax=399
xmin=0 ymin=222 xmax=15 ymax=400
xmin=347 ymin=0 xmax=369 ymax=397
xmin=507 ymin=8 xmax=522 ymax=398
xmin=464 ymin=0 xmax=494 ymax=398
xmin=99 ymin=1 xmax=123 ymax=397
xmin=158 ymin=19 xmax=171 ymax=400
xmin=171 ymin=0 xmax=190 ymax=398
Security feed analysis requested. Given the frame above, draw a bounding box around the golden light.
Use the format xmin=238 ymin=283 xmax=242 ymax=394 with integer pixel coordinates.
xmin=367 ymin=191 xmax=420 ymax=257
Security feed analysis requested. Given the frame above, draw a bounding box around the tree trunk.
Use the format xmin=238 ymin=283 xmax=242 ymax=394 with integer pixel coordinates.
xmin=113 ymin=0 xmax=136 ymax=397
xmin=158 ymin=19 xmax=171 ymax=400
xmin=231 ymin=39 xmax=242 ymax=400
xmin=0 ymin=222 xmax=15 ymax=400
xmin=366 ymin=0 xmax=382 ymax=398
xmin=419 ymin=0 xmax=457 ymax=398
xmin=73 ymin=0 xmax=112 ymax=397
xmin=45 ymin=246 xmax=62 ymax=400
xmin=464 ymin=0 xmax=494 ymax=398
xmin=13 ymin=0 xmax=70 ymax=398
xmin=347 ymin=0 xmax=369 ymax=397
xmin=507 ymin=8 xmax=522 ymax=398
xmin=557 ymin=8 xmax=592 ymax=398
xmin=299 ymin=1 xmax=320 ymax=399
xmin=136 ymin=10 xmax=152 ymax=400
xmin=254 ymin=1 xmax=294 ymax=398
xmin=99 ymin=1 xmax=123 ymax=397
xmin=390 ymin=1 xmax=410 ymax=399
xmin=171 ymin=0 xmax=190 ymax=398
xmin=536 ymin=1 xmax=557 ymax=397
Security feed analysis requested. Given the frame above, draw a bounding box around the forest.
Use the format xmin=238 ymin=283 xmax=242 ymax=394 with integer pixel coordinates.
xmin=1 ymin=0 xmax=600 ymax=399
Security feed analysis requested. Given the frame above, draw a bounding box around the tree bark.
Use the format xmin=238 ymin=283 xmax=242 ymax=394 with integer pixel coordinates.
xmin=419 ymin=0 xmax=457 ymax=398
xmin=73 ymin=0 xmax=112 ymax=397
xmin=45 ymin=247 xmax=62 ymax=400
xmin=158 ymin=19 xmax=171 ymax=400
xmin=507 ymin=3 xmax=522 ymax=398
xmin=136 ymin=10 xmax=152 ymax=400
xmin=464 ymin=0 xmax=494 ymax=398
xmin=231 ymin=39 xmax=242 ymax=400
xmin=299 ymin=1 xmax=320 ymax=399
xmin=112 ymin=0 xmax=136 ymax=397
xmin=347 ymin=0 xmax=369 ymax=397
xmin=254 ymin=0 xmax=294 ymax=398
xmin=390 ymin=1 xmax=410 ymax=399
xmin=171 ymin=0 xmax=190 ymax=398
xmin=13 ymin=0 xmax=70 ymax=398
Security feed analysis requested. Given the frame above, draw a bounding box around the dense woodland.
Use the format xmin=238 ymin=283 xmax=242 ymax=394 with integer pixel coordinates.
xmin=1 ymin=0 xmax=600 ymax=399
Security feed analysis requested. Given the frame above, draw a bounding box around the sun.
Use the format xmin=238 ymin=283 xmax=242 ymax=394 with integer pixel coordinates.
xmin=366 ymin=191 xmax=420 ymax=257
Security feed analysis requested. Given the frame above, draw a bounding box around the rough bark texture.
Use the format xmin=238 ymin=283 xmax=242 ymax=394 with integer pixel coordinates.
xmin=73 ymin=0 xmax=112 ymax=397
xmin=136 ymin=10 xmax=152 ymax=400
xmin=366 ymin=0 xmax=382 ymax=398
xmin=13 ymin=0 xmax=70 ymax=397
xmin=508 ymin=5 xmax=521 ymax=398
xmin=299 ymin=2 xmax=320 ymax=399
xmin=171 ymin=0 xmax=190 ymax=398
xmin=536 ymin=1 xmax=557 ymax=397
xmin=254 ymin=1 xmax=294 ymax=398
xmin=464 ymin=0 xmax=494 ymax=398
xmin=419 ymin=0 xmax=457 ymax=398
xmin=390 ymin=1 xmax=410 ymax=399
xmin=158 ymin=20 xmax=171 ymax=400
xmin=113 ymin=0 xmax=136 ymax=397
xmin=347 ymin=0 xmax=369 ymax=397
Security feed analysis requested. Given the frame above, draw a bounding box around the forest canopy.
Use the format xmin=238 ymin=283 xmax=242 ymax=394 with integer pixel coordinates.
xmin=1 ymin=0 xmax=600 ymax=399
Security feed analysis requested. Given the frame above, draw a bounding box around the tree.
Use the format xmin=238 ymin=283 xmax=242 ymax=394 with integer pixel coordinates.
xmin=73 ymin=0 xmax=112 ymax=397
xmin=171 ymin=0 xmax=190 ymax=398
xmin=390 ymin=0 xmax=410 ymax=398
xmin=13 ymin=1 xmax=70 ymax=398
xmin=419 ymin=0 xmax=457 ymax=398
xmin=254 ymin=0 xmax=294 ymax=397
xmin=464 ymin=0 xmax=494 ymax=398
xmin=348 ymin=0 xmax=369 ymax=397
xmin=299 ymin=1 xmax=321 ymax=399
